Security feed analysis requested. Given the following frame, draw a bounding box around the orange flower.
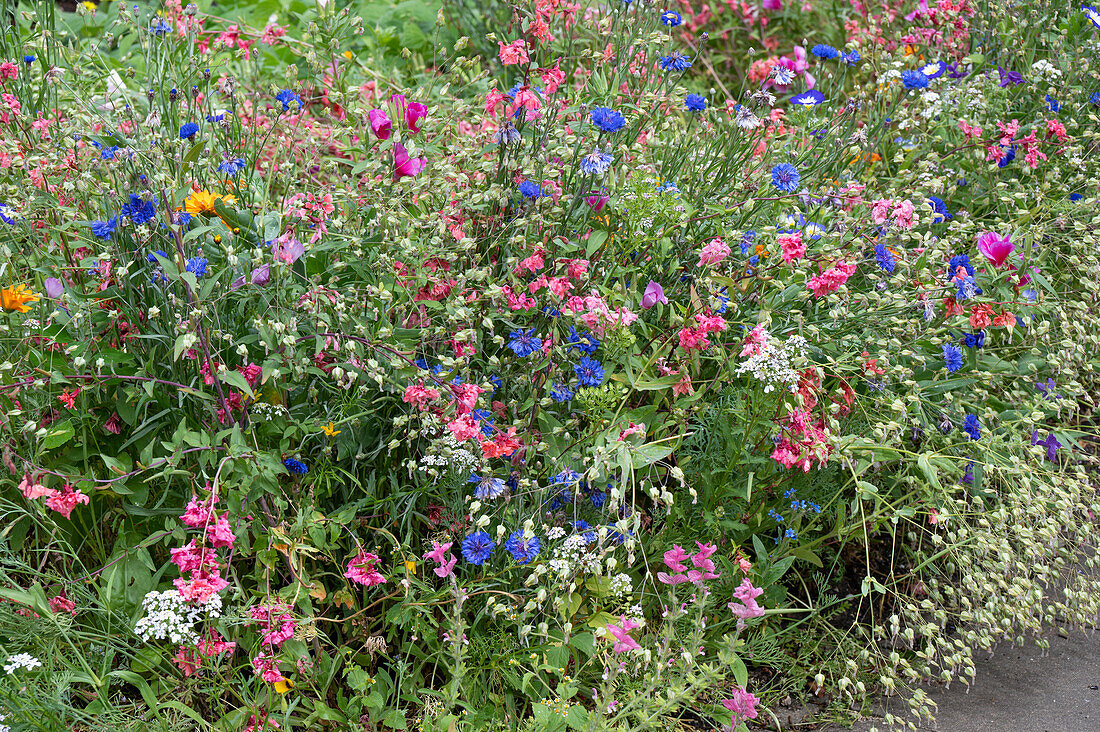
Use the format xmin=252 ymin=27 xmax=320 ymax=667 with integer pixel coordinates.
xmin=1 ymin=283 xmax=39 ymax=313
xmin=184 ymin=189 xmax=237 ymax=217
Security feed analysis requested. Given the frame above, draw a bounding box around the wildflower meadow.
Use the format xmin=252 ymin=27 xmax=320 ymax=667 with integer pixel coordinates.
xmin=1 ymin=0 xmax=1099 ymax=730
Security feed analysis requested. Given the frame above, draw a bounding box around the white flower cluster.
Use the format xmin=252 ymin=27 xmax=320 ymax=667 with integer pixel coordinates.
xmin=1030 ymin=59 xmax=1062 ymax=82
xmin=251 ymin=401 xmax=290 ymax=422
xmin=3 ymin=653 xmax=42 ymax=674
xmin=548 ymin=534 xmax=600 ymax=577
xmin=608 ymin=572 xmax=633 ymax=599
xmin=134 ymin=589 xmax=222 ymax=644
xmin=735 ymin=331 xmax=809 ymax=394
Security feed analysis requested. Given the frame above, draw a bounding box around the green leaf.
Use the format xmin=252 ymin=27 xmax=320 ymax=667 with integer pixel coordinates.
xmin=183 ymin=140 xmax=205 ymax=165
xmin=220 ymin=369 xmax=255 ymax=398
xmin=916 ymin=454 xmax=942 ymax=491
xmin=41 ymin=419 xmax=75 ymax=450
xmin=630 ymin=441 xmax=675 ymax=469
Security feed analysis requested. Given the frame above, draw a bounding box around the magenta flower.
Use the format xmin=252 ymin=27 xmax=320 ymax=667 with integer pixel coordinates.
xmin=976 ymin=231 xmax=1014 ymax=268
xmin=423 ymin=541 xmax=457 ymax=578
xmin=393 ymin=143 xmax=427 ymax=181
xmin=727 ymin=578 xmax=765 ymax=621
xmin=722 ymin=687 xmax=760 ymax=723
xmin=368 ymin=109 xmax=392 ymax=140
xmin=642 ymin=280 xmax=668 ymax=309
xmin=392 ymin=94 xmax=428 ymax=132
xmin=606 ymin=615 xmax=642 ymax=653
xmin=344 ymin=550 xmax=386 ymax=587
xmin=585 ymin=191 xmax=609 ymax=212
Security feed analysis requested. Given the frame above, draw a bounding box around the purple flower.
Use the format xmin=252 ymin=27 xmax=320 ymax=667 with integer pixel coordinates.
xmin=997 ymin=67 xmax=1025 ymax=87
xmin=1031 ymin=430 xmax=1062 ymax=462
xmin=44 ymin=277 xmax=63 ymax=298
xmin=251 ymin=264 xmax=272 ymax=285
xmin=641 ymin=280 xmax=668 ymax=309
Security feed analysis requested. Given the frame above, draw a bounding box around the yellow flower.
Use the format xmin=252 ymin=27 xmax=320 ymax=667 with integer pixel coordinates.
xmin=81 ymin=1 xmax=97 ymax=11
xmin=343 ymin=51 xmax=354 ymax=60
xmin=404 ymin=560 xmax=417 ymax=575
xmin=1 ymin=284 xmax=39 ymax=313
xmin=321 ymin=421 xmax=341 ymax=436
xmin=273 ymin=679 xmax=293 ymax=694
xmin=184 ymin=189 xmax=237 ymax=217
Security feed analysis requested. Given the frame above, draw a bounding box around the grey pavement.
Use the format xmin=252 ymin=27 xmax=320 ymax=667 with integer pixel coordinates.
xmin=830 ymin=631 xmax=1100 ymax=731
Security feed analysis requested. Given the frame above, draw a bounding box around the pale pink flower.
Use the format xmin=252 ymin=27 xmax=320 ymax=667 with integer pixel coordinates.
xmin=697 ymin=237 xmax=731 ymax=267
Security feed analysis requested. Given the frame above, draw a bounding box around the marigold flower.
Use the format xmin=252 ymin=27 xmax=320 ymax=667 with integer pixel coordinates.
xmin=184 ymin=189 xmax=237 ymax=217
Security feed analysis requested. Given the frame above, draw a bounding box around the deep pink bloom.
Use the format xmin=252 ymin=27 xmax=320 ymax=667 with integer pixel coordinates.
xmin=727 ymin=578 xmax=765 ymax=620
xmin=44 ymin=484 xmax=89 ymax=519
xmin=393 ymin=143 xmax=427 ymax=181
xmin=722 ymin=687 xmax=760 ymax=722
xmin=586 ymin=192 xmax=609 ymax=211
xmin=423 ymin=541 xmax=457 ymax=578
xmin=663 ymin=545 xmax=690 ymax=572
xmin=606 ymin=615 xmax=642 ymax=653
xmin=976 ymin=231 xmax=1014 ymax=268
xmin=641 ymin=280 xmax=668 ymax=309
xmin=368 ymin=109 xmax=392 ymax=139
xmin=345 ymin=551 xmax=386 ymax=587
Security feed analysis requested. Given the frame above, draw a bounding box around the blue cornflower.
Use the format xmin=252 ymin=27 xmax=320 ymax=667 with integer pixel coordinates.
xmin=469 ymin=472 xmax=507 ymax=500
xmin=504 ymin=530 xmax=541 ymax=564
xmin=574 ymin=357 xmax=605 ymax=388
xmin=100 ymin=145 xmax=120 ymax=160
xmin=962 ymin=330 xmax=985 ymax=349
xmin=150 ymin=18 xmax=172 ymax=35
xmin=998 ymin=144 xmax=1017 ymax=168
xmin=146 ymin=249 xmax=168 ymax=264
xmin=414 ymin=357 xmax=428 ymax=370
xmin=218 ymin=157 xmax=247 ymax=175
xmin=567 ymin=326 xmax=600 ymax=355
xmin=962 ymin=414 xmax=981 ymax=441
xmin=488 ymin=374 xmax=503 ymax=392
xmin=276 ymin=89 xmax=302 ymax=112
xmin=121 ymin=194 xmax=157 ymax=226
xmin=23 ymin=55 xmax=34 ymax=64
xmin=207 ymin=112 xmax=226 ymax=123
xmin=508 ymin=328 xmax=542 ymax=357
xmin=573 ymin=520 xmax=597 ymax=543
xmin=929 ymin=196 xmax=952 ymax=222
xmin=840 ymin=50 xmax=861 ymax=66
xmin=1091 ymin=92 xmax=1100 ymax=106
xmin=811 ymin=44 xmax=838 ymax=59
xmin=461 ymin=531 xmax=495 ymax=565
xmin=186 ymin=258 xmax=208 ymax=277
xmin=588 ymin=486 xmax=608 ymax=509
xmin=90 ymin=217 xmax=118 ymax=240
xmin=518 ymin=181 xmax=543 ymax=200
xmin=684 ymin=93 xmax=707 ymax=112
xmin=590 ymin=107 xmax=626 ymax=133
xmin=659 ymin=53 xmax=692 ymax=71
xmin=0 ymin=203 xmax=15 ymax=225
xmin=943 ymin=343 xmax=964 ymax=373
xmin=179 ymin=122 xmax=199 ymax=139
xmin=954 ymin=273 xmax=978 ymax=301
xmin=1046 ymin=94 xmax=1061 ymax=112
xmin=901 ymin=70 xmax=930 ymax=90
xmin=660 ymin=10 xmax=682 ymax=26
xmin=947 ymin=254 xmax=975 ymax=279
xmin=550 ymin=383 xmax=575 ymax=403
xmin=283 ymin=457 xmax=308 ymax=474
xmin=579 ymin=149 xmax=614 ymax=175
xmin=770 ymin=163 xmax=800 ymax=193
xmin=874 ymin=243 xmax=896 ymax=274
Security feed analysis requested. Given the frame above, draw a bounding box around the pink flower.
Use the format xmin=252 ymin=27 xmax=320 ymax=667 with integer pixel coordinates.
xmin=697 ymin=237 xmax=731 ymax=267
xmin=174 ymin=570 xmax=229 ymax=604
xmin=446 ymin=413 xmax=482 ymax=441
xmin=403 ymin=382 xmax=440 ymax=410
xmin=663 ymin=545 xmax=690 ymax=572
xmin=498 ymin=39 xmax=530 ymax=66
xmin=678 ymin=326 xmax=711 ymax=352
xmin=171 ymin=540 xmax=219 ymax=574
xmin=181 ymin=494 xmax=217 ymax=527
xmin=893 ymin=200 xmax=915 ymax=229
xmin=272 ymin=232 xmax=304 ymax=264
xmin=976 ymin=231 xmax=1014 ymax=268
xmin=606 ymin=615 xmax=642 ymax=653
xmin=209 ymin=513 xmax=236 ymax=548
xmin=44 ymin=484 xmax=89 ymax=519
xmin=404 ymin=100 xmax=428 ymax=132
xmin=367 ymin=109 xmax=392 ymax=139
xmin=585 ymin=192 xmax=609 ymax=211
xmin=49 ymin=592 xmax=76 ymax=616
xmin=393 ymin=143 xmax=427 ymax=181
xmin=779 ymin=232 xmax=804 ymax=264
xmin=727 ymin=578 xmax=765 ymax=620
xmin=641 ymin=280 xmax=668 ymax=309
xmin=423 ymin=541 xmax=457 ymax=578
xmin=722 ymin=686 xmax=760 ymax=722
xmin=806 ymin=260 xmax=857 ymax=298
xmin=740 ymin=324 xmax=768 ymax=357
xmin=344 ymin=550 xmax=386 ymax=587
xmin=18 ymin=474 xmax=53 ymax=501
